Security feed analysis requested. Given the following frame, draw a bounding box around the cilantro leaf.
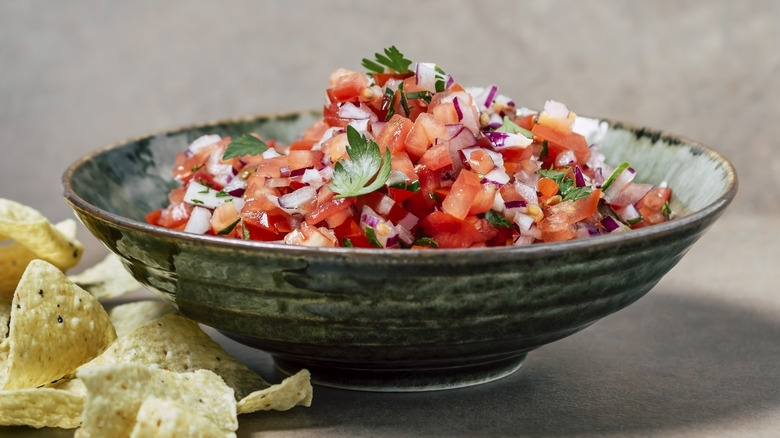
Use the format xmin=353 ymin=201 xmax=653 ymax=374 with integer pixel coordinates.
xmin=328 ymin=125 xmax=392 ymax=198
xmin=222 ymin=134 xmax=269 ymax=160
xmin=537 ymin=168 xmax=593 ymax=202
xmin=495 ymin=116 xmax=533 ymax=138
xmin=362 ymin=46 xmax=413 ymax=74
xmin=485 ymin=210 xmax=514 ymax=229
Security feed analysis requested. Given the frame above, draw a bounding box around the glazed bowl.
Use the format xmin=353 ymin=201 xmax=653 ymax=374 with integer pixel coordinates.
xmin=62 ymin=111 xmax=737 ymax=391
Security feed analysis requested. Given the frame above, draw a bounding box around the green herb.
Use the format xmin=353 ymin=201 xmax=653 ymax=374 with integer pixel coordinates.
xmin=191 ymin=164 xmax=204 ymax=172
xmin=413 ymin=237 xmax=439 ymax=248
xmin=198 ymin=187 xmax=210 ymax=195
xmin=364 ymin=227 xmax=383 ymax=248
xmin=383 ymin=87 xmax=396 ymax=120
xmin=539 ymin=140 xmax=549 ymax=161
xmin=495 ymin=116 xmax=533 ymax=138
xmin=601 ymin=161 xmax=630 ymax=191
xmin=485 ymin=210 xmax=514 ymax=229
xmin=215 ymin=190 xmax=231 ymax=198
xmin=406 ymin=179 xmax=421 ymax=193
xmin=328 ymin=125 xmax=392 ymax=198
xmin=242 ymin=225 xmax=251 ymax=240
xmin=662 ymin=201 xmax=672 ymax=218
xmin=434 ymin=65 xmax=447 ymax=92
xmin=342 ymin=238 xmax=354 ymax=248
xmin=362 ymin=46 xmax=413 ymax=74
xmin=398 ymin=82 xmax=410 ymax=117
xmin=537 ymin=168 xmax=592 ymax=202
xmin=405 ymin=90 xmax=432 ymax=103
xmin=626 ymin=217 xmax=644 ymax=226
xmin=562 ymin=185 xmax=592 ymax=202
xmin=222 ymin=134 xmax=269 ymax=160
xmin=217 ymin=218 xmax=241 ymax=235
xmin=191 ymin=199 xmax=204 ymax=205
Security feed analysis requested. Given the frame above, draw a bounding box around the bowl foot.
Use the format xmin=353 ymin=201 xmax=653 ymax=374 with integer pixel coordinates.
xmin=272 ymin=354 xmax=526 ymax=392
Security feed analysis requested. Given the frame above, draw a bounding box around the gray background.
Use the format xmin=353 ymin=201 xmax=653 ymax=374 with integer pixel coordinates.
xmin=2 ymin=1 xmax=779 ymax=437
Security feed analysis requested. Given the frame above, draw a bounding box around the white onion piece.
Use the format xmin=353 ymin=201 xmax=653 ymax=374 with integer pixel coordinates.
xmin=604 ymin=167 xmax=637 ymax=202
xmin=339 ymin=102 xmax=373 ymax=120
xmin=415 ymin=62 xmax=439 ymax=92
xmin=573 ymin=117 xmax=609 ymax=145
xmin=187 ymin=134 xmax=222 ymax=155
xmin=183 ymin=206 xmax=212 ymax=234
xmin=301 ymin=168 xmax=325 ymax=188
xmin=278 ymin=186 xmax=317 ymax=210
xmin=543 ymin=100 xmax=570 ymax=119
xmin=483 ymin=168 xmax=510 ymax=186
xmin=513 ymin=212 xmax=535 ymax=232
xmin=184 ymin=182 xmax=241 ymax=209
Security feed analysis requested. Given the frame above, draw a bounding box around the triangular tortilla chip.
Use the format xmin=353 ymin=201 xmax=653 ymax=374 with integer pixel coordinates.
xmin=76 ymin=363 xmax=237 ymax=437
xmin=237 ymin=369 xmax=313 ymax=414
xmin=80 ymin=313 xmax=268 ymax=400
xmin=0 ymin=260 xmax=116 ymax=390
xmin=1 ymin=215 xmax=82 ymax=300
xmin=130 ymin=396 xmax=230 ymax=438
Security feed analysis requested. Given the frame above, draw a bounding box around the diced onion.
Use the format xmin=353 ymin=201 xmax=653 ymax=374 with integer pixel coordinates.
xmin=183 ymin=206 xmax=212 ymax=234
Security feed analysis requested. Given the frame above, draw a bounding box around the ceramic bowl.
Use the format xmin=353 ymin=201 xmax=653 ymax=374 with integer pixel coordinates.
xmin=62 ymin=112 xmax=737 ymax=391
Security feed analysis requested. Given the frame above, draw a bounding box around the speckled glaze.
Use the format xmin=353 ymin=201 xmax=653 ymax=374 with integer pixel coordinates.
xmin=62 ymin=112 xmax=737 ymax=391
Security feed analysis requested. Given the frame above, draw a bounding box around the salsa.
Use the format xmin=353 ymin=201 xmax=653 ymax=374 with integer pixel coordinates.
xmin=146 ymin=47 xmax=672 ymax=249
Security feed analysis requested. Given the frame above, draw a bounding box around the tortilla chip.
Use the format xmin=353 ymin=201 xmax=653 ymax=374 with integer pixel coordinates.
xmin=108 ymin=300 xmax=177 ymax=338
xmin=76 ymin=363 xmax=237 ymax=438
xmin=80 ymin=313 xmax=269 ymax=400
xmin=237 ymin=369 xmax=313 ymax=414
xmin=129 ymin=396 xmax=229 ymax=438
xmin=68 ymin=253 xmax=144 ymax=300
xmin=0 ymin=299 xmax=10 ymax=339
xmin=0 ymin=384 xmax=85 ymax=429
xmin=0 ymin=260 xmax=117 ymax=390
xmin=0 ymin=215 xmax=82 ymax=300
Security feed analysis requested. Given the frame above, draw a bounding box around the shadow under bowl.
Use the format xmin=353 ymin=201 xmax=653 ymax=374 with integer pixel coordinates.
xmin=62 ymin=112 xmax=737 ymax=391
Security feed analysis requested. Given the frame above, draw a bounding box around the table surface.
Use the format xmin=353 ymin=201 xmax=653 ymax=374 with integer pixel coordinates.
xmin=2 ymin=1 xmax=779 ymax=436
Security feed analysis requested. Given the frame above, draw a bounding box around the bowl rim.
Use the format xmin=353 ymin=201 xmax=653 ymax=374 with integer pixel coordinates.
xmin=61 ymin=111 xmax=738 ymax=260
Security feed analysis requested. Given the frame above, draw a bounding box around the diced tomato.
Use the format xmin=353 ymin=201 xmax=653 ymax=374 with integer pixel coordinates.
xmin=241 ymin=207 xmax=293 ymax=241
xmin=514 ymin=114 xmax=536 ymax=131
xmin=376 ymin=114 xmax=413 ymax=154
xmin=419 ymin=211 xmax=497 ymax=249
xmin=332 ymin=217 xmax=372 ymax=248
xmin=391 ymin=152 xmax=417 ymax=182
xmin=537 ymin=177 xmax=559 ymax=200
xmin=468 ymin=183 xmax=498 ymax=216
xmin=326 ymin=69 xmax=370 ymax=104
xmin=531 ymin=123 xmax=590 ymax=165
xmin=306 ymin=197 xmax=354 ymax=226
xmin=538 ymin=189 xmax=602 ymax=241
xmin=637 ymin=187 xmax=672 ymax=225
xmin=288 ymin=150 xmax=324 ymax=171
xmin=442 ymin=170 xmax=482 ymax=220
xmin=418 ymin=141 xmax=452 ymax=170
xmin=371 ymin=72 xmax=414 ymax=87
xmin=387 ymin=187 xmax=416 ymax=204
xmin=465 ymin=149 xmax=495 ymax=175
xmin=210 ymin=202 xmax=240 ymax=236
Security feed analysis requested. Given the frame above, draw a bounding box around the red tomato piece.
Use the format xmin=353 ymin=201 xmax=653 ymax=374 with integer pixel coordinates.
xmin=531 ymin=123 xmax=591 ymax=165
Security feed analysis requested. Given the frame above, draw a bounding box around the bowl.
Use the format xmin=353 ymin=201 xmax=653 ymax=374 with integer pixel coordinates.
xmin=62 ymin=111 xmax=737 ymax=391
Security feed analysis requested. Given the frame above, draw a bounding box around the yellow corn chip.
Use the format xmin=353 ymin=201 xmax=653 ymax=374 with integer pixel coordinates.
xmin=237 ymin=369 xmax=313 ymax=414
xmin=76 ymin=363 xmax=237 ymax=438
xmin=129 ymin=396 xmax=230 ymax=438
xmin=0 ymin=383 xmax=85 ymax=429
xmin=0 ymin=260 xmax=117 ymax=390
xmin=108 ymin=300 xmax=177 ymax=338
xmin=0 ymin=299 xmax=9 ymax=339
xmin=80 ymin=313 xmax=268 ymax=400
xmin=0 ymin=215 xmax=82 ymax=300
xmin=68 ymin=253 xmax=144 ymax=300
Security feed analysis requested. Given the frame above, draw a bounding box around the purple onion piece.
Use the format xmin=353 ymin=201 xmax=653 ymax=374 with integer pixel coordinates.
xmin=361 ymin=214 xmax=381 ymax=228
xmin=453 ymin=97 xmax=464 ymax=121
xmin=227 ymin=188 xmax=245 ymax=197
xmin=601 ymin=216 xmax=620 ymax=232
xmin=484 ymin=85 xmax=498 ymax=108
xmin=289 ymin=167 xmax=310 ymax=178
xmin=504 ymin=200 xmax=527 ymax=209
xmin=574 ymin=166 xmax=586 ymax=187
xmin=279 ymin=166 xmax=291 ymax=178
xmin=385 ymin=234 xmax=399 ymax=248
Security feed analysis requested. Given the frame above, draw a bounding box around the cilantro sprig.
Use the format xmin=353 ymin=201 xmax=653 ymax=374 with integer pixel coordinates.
xmin=495 ymin=116 xmax=533 ymax=138
xmin=537 ymin=168 xmax=593 ymax=202
xmin=362 ymin=46 xmax=413 ymax=74
xmin=328 ymin=125 xmax=392 ymax=198
xmin=222 ymin=134 xmax=269 ymax=160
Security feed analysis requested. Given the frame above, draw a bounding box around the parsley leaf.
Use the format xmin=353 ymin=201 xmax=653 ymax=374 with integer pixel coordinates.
xmin=495 ymin=116 xmax=533 ymax=138
xmin=362 ymin=46 xmax=413 ymax=74
xmin=328 ymin=125 xmax=392 ymax=198
xmin=537 ymin=168 xmax=592 ymax=202
xmin=222 ymin=134 xmax=269 ymax=160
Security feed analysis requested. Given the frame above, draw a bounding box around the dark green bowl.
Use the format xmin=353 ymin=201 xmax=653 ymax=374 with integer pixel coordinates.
xmin=61 ymin=112 xmax=737 ymax=391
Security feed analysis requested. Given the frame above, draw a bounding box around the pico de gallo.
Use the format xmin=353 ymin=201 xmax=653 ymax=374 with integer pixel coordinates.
xmin=146 ymin=46 xmax=673 ymax=249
